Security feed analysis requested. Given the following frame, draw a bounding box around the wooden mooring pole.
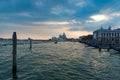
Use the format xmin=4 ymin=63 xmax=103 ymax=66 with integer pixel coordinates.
xmin=12 ymin=32 xmax=17 ymax=79
xmin=99 ymin=47 xmax=101 ymax=51
xmin=107 ymin=44 xmax=111 ymax=51
xmin=29 ymin=38 xmax=32 ymax=50
xmin=99 ymin=43 xmax=101 ymax=51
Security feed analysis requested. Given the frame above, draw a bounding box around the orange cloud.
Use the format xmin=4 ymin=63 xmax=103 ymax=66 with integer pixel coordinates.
xmin=32 ymin=21 xmax=70 ymax=25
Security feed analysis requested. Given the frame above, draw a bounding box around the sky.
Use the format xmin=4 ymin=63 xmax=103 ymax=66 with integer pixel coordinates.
xmin=0 ymin=0 xmax=120 ymax=39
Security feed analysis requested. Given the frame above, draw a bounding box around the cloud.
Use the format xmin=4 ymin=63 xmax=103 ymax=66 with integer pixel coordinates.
xmin=85 ymin=20 xmax=94 ymax=23
xmin=70 ymin=20 xmax=81 ymax=24
xmin=32 ymin=20 xmax=81 ymax=25
xmin=66 ymin=30 xmax=92 ymax=38
xmin=76 ymin=1 xmax=85 ymax=7
xmin=0 ymin=16 xmax=9 ymax=19
xmin=68 ymin=0 xmax=86 ymax=7
xmin=16 ymin=12 xmax=32 ymax=17
xmin=32 ymin=21 xmax=70 ymax=25
xmin=110 ymin=12 xmax=120 ymax=17
xmin=51 ymin=5 xmax=75 ymax=15
xmin=35 ymin=1 xmax=44 ymax=6
xmin=85 ymin=14 xmax=109 ymax=24
xmin=90 ymin=14 xmax=108 ymax=22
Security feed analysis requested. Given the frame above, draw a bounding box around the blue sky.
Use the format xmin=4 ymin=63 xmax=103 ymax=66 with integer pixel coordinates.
xmin=0 ymin=0 xmax=120 ymax=39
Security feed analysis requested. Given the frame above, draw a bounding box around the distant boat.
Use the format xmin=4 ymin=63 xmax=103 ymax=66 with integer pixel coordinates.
xmin=54 ymin=41 xmax=57 ymax=44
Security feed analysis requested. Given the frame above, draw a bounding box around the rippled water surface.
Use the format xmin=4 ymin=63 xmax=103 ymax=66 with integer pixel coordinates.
xmin=0 ymin=41 xmax=120 ymax=80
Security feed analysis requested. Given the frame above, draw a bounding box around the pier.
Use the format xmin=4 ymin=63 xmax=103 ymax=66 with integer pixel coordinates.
xmin=79 ymin=40 xmax=120 ymax=52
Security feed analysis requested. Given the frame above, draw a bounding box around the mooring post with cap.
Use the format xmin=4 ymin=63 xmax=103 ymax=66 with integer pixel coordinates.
xmin=12 ymin=32 xmax=17 ymax=79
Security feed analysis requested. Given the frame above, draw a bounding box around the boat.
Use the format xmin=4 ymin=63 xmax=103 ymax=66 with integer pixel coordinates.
xmin=54 ymin=41 xmax=57 ymax=44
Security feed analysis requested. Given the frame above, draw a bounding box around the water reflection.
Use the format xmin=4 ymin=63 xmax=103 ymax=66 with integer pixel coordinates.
xmin=109 ymin=51 xmax=120 ymax=57
xmin=0 ymin=42 xmax=120 ymax=80
xmin=12 ymin=72 xmax=17 ymax=80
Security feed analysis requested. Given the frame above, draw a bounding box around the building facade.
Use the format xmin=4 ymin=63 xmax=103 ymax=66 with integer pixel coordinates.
xmin=93 ymin=27 xmax=120 ymax=44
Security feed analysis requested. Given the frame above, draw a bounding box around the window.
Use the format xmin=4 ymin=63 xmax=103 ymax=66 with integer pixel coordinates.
xmin=112 ymin=33 xmax=113 ymax=37
xmin=109 ymin=33 xmax=111 ymax=37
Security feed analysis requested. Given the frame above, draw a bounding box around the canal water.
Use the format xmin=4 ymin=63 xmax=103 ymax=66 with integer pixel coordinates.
xmin=0 ymin=41 xmax=120 ymax=80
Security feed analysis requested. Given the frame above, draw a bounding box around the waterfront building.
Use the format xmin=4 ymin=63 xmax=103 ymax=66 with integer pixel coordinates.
xmin=51 ymin=33 xmax=67 ymax=41
xmin=93 ymin=27 xmax=120 ymax=44
xmin=59 ymin=33 xmax=67 ymax=40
